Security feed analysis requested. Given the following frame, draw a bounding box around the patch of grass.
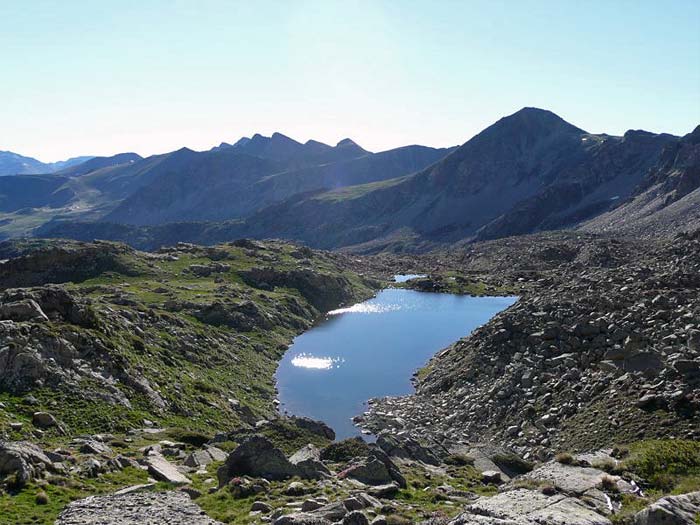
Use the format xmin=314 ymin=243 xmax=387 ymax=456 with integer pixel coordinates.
xmin=491 ymin=453 xmax=534 ymax=476
xmin=444 ymin=453 xmax=475 ymax=466
xmin=253 ymin=419 xmax=333 ymax=456
xmin=555 ymin=452 xmax=574 ymax=465
xmin=164 ymin=428 xmax=212 ymax=447
xmin=624 ymin=439 xmax=700 ymax=493
xmin=320 ymin=437 xmax=370 ymax=463
xmin=0 ymin=467 xmax=154 ymax=525
xmin=599 ymin=474 xmax=619 ymax=492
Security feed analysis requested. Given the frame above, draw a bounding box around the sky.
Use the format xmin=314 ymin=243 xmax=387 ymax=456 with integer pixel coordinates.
xmin=1 ymin=0 xmax=699 ymax=162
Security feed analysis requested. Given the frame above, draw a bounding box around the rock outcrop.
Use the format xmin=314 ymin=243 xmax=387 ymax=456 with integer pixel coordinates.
xmin=55 ymin=490 xmax=223 ymax=525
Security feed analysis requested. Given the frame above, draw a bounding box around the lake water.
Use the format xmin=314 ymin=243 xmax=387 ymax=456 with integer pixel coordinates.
xmin=275 ymin=284 xmax=517 ymax=439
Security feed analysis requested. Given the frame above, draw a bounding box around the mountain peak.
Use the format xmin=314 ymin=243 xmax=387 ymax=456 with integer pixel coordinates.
xmin=271 ymin=132 xmax=302 ymax=146
xmin=232 ymin=137 xmax=251 ymax=148
xmin=336 ymin=138 xmax=360 ymax=148
xmin=481 ymin=107 xmax=587 ymax=140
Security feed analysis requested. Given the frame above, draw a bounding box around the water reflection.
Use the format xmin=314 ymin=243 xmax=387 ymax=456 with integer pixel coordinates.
xmin=290 ymin=354 xmax=343 ymax=370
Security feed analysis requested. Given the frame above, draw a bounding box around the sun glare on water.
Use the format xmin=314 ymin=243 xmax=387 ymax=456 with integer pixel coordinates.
xmin=327 ymin=303 xmax=401 ymax=315
xmin=291 ymin=353 xmax=344 ymax=370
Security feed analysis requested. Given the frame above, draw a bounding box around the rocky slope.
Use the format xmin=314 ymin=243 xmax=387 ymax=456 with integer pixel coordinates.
xmin=581 ymin=126 xmax=700 ymax=237
xmin=360 ymin=231 xmax=700 ymax=458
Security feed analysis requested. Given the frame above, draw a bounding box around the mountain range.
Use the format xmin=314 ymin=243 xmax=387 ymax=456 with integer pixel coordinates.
xmin=0 ymin=151 xmax=94 ymax=176
xmin=2 ymin=108 xmax=698 ymax=251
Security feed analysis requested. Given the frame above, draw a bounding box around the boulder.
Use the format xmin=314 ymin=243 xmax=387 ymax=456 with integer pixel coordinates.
xmin=0 ymin=299 xmax=49 ymax=322
xmin=273 ymin=514 xmax=332 ymax=525
xmin=0 ymin=440 xmax=55 ymax=485
xmin=32 ymin=412 xmax=60 ymax=430
xmin=376 ymin=435 xmax=441 ymax=465
xmin=634 ymin=491 xmax=700 ymax=524
xmin=482 ymin=470 xmax=503 ymax=484
xmin=519 ymin=461 xmax=611 ymax=495
xmin=367 ymin=482 xmax=400 ymax=498
xmin=55 ymin=490 xmax=223 ymax=524
xmin=183 ymin=448 xmax=224 ymax=468
xmin=217 ymin=436 xmax=299 ymax=485
xmin=291 ymin=416 xmax=336 ymax=441
xmin=145 ymin=452 xmax=190 ymax=485
xmin=343 ymin=511 xmax=370 ymax=525
xmin=340 ymin=458 xmax=393 ymax=486
xmin=453 ymin=489 xmax=611 ymax=525
xmin=285 ymin=481 xmax=306 ymax=496
xmin=289 ymin=444 xmax=330 ymax=479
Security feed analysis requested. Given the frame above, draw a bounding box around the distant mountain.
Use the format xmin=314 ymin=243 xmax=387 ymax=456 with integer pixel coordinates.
xmin=103 ymin=140 xmax=451 ymax=225
xmin=214 ymin=132 xmax=370 ymax=166
xmin=56 ymin=153 xmax=142 ymax=177
xmin=1 ymin=134 xmax=452 ymax=238
xmin=0 ymin=151 xmax=94 ymax=176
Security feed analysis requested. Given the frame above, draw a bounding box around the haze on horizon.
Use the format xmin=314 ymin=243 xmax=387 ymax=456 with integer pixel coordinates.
xmin=2 ymin=0 xmax=699 ymax=162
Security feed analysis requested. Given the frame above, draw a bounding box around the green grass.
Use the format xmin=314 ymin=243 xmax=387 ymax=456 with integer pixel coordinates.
xmin=608 ymin=440 xmax=700 ymax=523
xmin=0 ymin=468 xmax=160 ymax=525
xmin=624 ymin=439 xmax=700 ymax=493
xmin=314 ymin=177 xmax=408 ymax=202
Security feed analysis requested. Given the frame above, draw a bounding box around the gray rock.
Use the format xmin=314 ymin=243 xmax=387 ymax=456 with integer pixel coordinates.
xmin=145 ymin=453 xmax=191 ymax=485
xmin=217 ymin=436 xmax=299 ymax=485
xmin=367 ymin=482 xmax=400 ymax=498
xmin=482 ymin=470 xmax=503 ymax=484
xmin=32 ymin=411 xmax=60 ymax=429
xmin=453 ymin=488 xmax=611 ymax=525
xmin=251 ymin=501 xmax=273 ymax=513
xmin=285 ymin=481 xmax=306 ymax=496
xmin=0 ymin=299 xmax=49 ymax=322
xmin=289 ymin=444 xmax=331 ymax=479
xmin=311 ymin=501 xmax=348 ymax=521
xmin=343 ymin=511 xmax=370 ymax=525
xmin=184 ymin=449 xmax=215 ymax=468
xmin=273 ymin=514 xmax=332 ymax=525
xmin=55 ymin=490 xmax=223 ymax=524
xmin=342 ymin=458 xmax=393 ymax=486
xmin=634 ymin=490 xmax=700 ymax=524
xmin=519 ymin=461 xmax=611 ymax=495
xmin=0 ymin=440 xmax=54 ymax=485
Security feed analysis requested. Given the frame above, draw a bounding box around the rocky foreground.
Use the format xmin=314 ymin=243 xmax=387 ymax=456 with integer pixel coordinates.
xmin=0 ymin=234 xmax=699 ymax=524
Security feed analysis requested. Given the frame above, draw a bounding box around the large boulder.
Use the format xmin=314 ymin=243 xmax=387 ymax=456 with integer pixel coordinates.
xmin=339 ymin=450 xmax=406 ymax=488
xmin=291 ymin=416 xmax=336 ymax=441
xmin=450 ymin=488 xmax=611 ymax=525
xmin=289 ymin=444 xmax=330 ymax=479
xmin=376 ymin=435 xmax=441 ymax=465
xmin=0 ymin=299 xmax=48 ymax=322
xmin=217 ymin=436 xmax=299 ymax=485
xmin=634 ymin=491 xmax=700 ymax=524
xmin=0 ymin=441 xmax=55 ymax=485
xmin=273 ymin=514 xmax=333 ymax=525
xmin=518 ymin=461 xmax=612 ymax=495
xmin=145 ymin=452 xmax=190 ymax=485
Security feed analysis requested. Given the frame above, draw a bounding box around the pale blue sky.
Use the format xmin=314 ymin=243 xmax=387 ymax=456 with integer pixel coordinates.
xmin=1 ymin=0 xmax=699 ymax=161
